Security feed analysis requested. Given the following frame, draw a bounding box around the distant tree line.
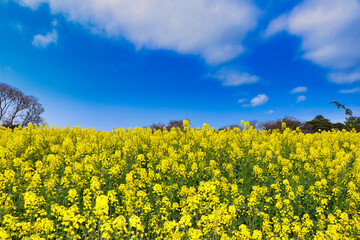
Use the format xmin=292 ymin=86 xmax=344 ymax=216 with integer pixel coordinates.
xmin=217 ymin=101 xmax=359 ymax=133
xmin=149 ymin=102 xmax=360 ymax=133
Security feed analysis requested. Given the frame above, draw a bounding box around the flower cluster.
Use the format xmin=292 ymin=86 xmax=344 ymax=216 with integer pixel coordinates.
xmin=0 ymin=122 xmax=359 ymax=239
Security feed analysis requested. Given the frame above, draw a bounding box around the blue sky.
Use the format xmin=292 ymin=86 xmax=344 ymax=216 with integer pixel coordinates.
xmin=1 ymin=0 xmax=359 ymax=130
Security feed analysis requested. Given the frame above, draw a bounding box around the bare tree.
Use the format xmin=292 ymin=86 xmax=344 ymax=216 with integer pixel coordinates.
xmin=148 ymin=119 xmax=191 ymax=132
xmin=149 ymin=122 xmax=166 ymax=131
xmin=0 ymin=82 xmax=44 ymax=128
xmin=166 ymin=120 xmax=184 ymax=131
xmin=249 ymin=120 xmax=258 ymax=129
xmin=166 ymin=119 xmax=191 ymax=131
xmin=259 ymin=116 xmax=302 ymax=132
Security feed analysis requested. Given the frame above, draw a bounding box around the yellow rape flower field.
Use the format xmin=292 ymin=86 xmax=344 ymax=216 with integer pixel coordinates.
xmin=0 ymin=120 xmax=360 ymax=239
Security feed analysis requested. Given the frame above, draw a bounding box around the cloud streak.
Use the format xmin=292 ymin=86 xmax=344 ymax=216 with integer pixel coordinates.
xmin=328 ymin=70 xmax=360 ymax=84
xmin=339 ymin=87 xmax=360 ymax=94
xmin=211 ymin=68 xmax=259 ymax=86
xmin=237 ymin=99 xmax=247 ymax=103
xmin=18 ymin=0 xmax=260 ymax=64
xmin=290 ymin=86 xmax=307 ymax=94
xmin=296 ymin=95 xmax=306 ymax=103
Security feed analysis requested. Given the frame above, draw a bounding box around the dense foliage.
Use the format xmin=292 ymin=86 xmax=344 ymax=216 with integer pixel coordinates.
xmin=0 ymin=121 xmax=359 ymax=239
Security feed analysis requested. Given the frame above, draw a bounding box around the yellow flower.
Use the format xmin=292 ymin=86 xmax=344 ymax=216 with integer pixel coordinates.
xmin=68 ymin=189 xmax=78 ymax=203
xmin=153 ymin=184 xmax=163 ymax=195
xmin=188 ymin=228 xmax=202 ymax=240
xmin=0 ymin=120 xmax=360 ymax=239
xmin=0 ymin=227 xmax=9 ymax=239
xmin=252 ymin=230 xmax=262 ymax=240
xmin=179 ymin=214 xmax=192 ymax=228
xmin=94 ymin=195 xmax=109 ymax=216
xmin=112 ymin=215 xmax=127 ymax=233
xmin=129 ymin=215 xmax=144 ymax=232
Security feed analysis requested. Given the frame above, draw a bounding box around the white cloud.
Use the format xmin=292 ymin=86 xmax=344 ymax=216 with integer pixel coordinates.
xmin=265 ymin=0 xmax=360 ymax=70
xmin=32 ymin=29 xmax=58 ymax=48
xmin=264 ymin=14 xmax=287 ymax=38
xmin=51 ymin=19 xmax=58 ymax=26
xmin=290 ymin=86 xmax=307 ymax=94
xmin=211 ymin=68 xmax=259 ymax=86
xmin=17 ymin=0 xmax=260 ymax=64
xmin=17 ymin=0 xmax=41 ymax=9
xmin=243 ymin=94 xmax=269 ymax=107
xmin=328 ymin=70 xmax=360 ymax=84
xmin=296 ymin=95 xmax=306 ymax=103
xmin=237 ymin=98 xmax=247 ymax=103
xmin=15 ymin=24 xmax=23 ymax=32
xmin=339 ymin=87 xmax=360 ymax=94
xmin=265 ymin=110 xmax=274 ymax=114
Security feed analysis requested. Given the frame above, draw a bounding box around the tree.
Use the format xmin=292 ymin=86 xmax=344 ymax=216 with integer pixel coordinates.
xmin=249 ymin=120 xmax=258 ymax=129
xmin=332 ymin=122 xmax=345 ymax=131
xmin=330 ymin=101 xmax=353 ymax=116
xmin=259 ymin=116 xmax=302 ymax=132
xmin=344 ymin=116 xmax=360 ymax=132
xmin=166 ymin=120 xmax=183 ymax=131
xmin=166 ymin=119 xmax=191 ymax=131
xmin=0 ymin=82 xmax=44 ymax=128
xmin=149 ymin=119 xmax=190 ymax=132
xmin=149 ymin=122 xmax=166 ymax=131
xmin=301 ymin=115 xmax=334 ymax=133
xmin=330 ymin=101 xmax=359 ymax=132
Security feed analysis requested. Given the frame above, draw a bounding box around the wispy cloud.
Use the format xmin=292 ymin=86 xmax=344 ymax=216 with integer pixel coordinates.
xmin=339 ymin=87 xmax=360 ymax=94
xmin=296 ymin=95 xmax=306 ymax=103
xmin=51 ymin=19 xmax=58 ymax=27
xmin=265 ymin=0 xmax=360 ymax=70
xmin=290 ymin=86 xmax=307 ymax=94
xmin=328 ymin=70 xmax=360 ymax=84
xmin=15 ymin=24 xmax=23 ymax=32
xmin=32 ymin=29 xmax=58 ymax=48
xmin=243 ymin=94 xmax=269 ymax=107
xmin=265 ymin=110 xmax=274 ymax=114
xmin=16 ymin=0 xmax=259 ymax=64
xmin=211 ymin=68 xmax=259 ymax=86
xmin=237 ymin=98 xmax=247 ymax=103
